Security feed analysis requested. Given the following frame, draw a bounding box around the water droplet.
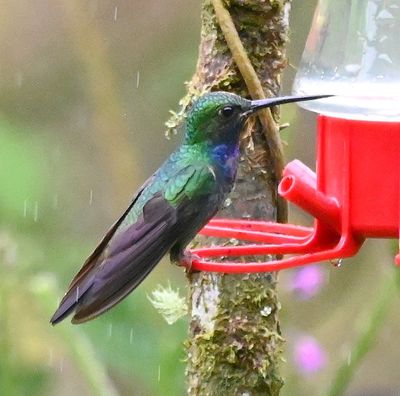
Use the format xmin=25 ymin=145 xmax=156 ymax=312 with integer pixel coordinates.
xmin=136 ymin=71 xmax=140 ymax=89
xmin=378 ymin=53 xmax=393 ymax=64
xmin=377 ymin=9 xmax=394 ymax=20
xmin=48 ymin=348 xmax=54 ymax=366
xmin=113 ymin=6 xmax=118 ymax=21
xmin=33 ymin=201 xmax=39 ymax=222
xmin=330 ymin=258 xmax=343 ymax=268
xmin=345 ymin=64 xmax=361 ymax=75
xmin=23 ymin=199 xmax=29 ymax=217
xmin=379 ymin=34 xmax=389 ymax=43
xmin=89 ymin=189 xmax=93 ymax=205
xmin=260 ymin=306 xmax=272 ymax=317
xmin=347 ymin=351 xmax=352 ymax=365
xmin=129 ymin=328 xmax=134 ymax=344
xmin=108 ymin=323 xmax=113 ymax=338
xmin=224 ymin=197 xmax=232 ymax=207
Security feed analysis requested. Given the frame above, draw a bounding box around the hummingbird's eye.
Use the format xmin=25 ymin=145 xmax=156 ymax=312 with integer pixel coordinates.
xmin=219 ymin=106 xmax=234 ymax=118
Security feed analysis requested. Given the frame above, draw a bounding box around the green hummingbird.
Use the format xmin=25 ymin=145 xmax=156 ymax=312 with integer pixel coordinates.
xmin=51 ymin=91 xmax=329 ymax=324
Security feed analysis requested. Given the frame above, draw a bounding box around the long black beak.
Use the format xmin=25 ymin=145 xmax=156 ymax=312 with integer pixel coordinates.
xmin=243 ymin=94 xmax=333 ymax=117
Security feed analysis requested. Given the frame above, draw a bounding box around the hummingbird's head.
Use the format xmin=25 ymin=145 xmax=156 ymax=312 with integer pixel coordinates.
xmin=184 ymin=92 xmax=250 ymax=145
xmin=184 ymin=91 xmax=331 ymax=146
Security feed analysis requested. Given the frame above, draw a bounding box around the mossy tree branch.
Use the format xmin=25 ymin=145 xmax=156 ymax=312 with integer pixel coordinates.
xmin=166 ymin=1 xmax=292 ymax=394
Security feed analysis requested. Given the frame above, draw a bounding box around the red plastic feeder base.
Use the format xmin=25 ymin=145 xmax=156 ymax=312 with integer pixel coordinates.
xmin=184 ymin=115 xmax=400 ymax=273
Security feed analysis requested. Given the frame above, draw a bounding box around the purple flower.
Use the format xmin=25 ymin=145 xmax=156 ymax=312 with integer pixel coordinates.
xmin=293 ymin=336 xmax=327 ymax=375
xmin=290 ymin=265 xmax=326 ymax=299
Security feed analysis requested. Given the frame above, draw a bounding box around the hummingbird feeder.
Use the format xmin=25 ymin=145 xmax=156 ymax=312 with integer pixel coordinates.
xmin=186 ymin=0 xmax=400 ymax=273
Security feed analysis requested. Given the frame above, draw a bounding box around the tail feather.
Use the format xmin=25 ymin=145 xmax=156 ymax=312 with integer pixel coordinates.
xmin=50 ymin=275 xmax=95 ymax=325
xmin=51 ymin=193 xmax=179 ymax=324
xmin=72 ymin=224 xmax=172 ymax=323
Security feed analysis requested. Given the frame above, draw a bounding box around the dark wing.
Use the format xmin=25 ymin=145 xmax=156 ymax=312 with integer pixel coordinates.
xmin=50 ymin=177 xmax=153 ymax=324
xmin=51 ymin=165 xmax=217 ymax=324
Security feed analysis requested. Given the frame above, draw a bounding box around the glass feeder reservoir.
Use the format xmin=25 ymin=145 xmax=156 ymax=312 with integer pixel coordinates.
xmin=183 ymin=0 xmax=400 ymax=273
xmin=293 ymin=0 xmax=400 ymax=121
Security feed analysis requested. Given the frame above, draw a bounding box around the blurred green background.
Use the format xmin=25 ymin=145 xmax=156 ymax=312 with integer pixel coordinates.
xmin=1 ymin=1 xmax=399 ymax=395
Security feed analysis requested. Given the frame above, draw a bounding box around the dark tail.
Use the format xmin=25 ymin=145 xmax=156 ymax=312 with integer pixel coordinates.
xmin=51 ymin=194 xmax=179 ymax=324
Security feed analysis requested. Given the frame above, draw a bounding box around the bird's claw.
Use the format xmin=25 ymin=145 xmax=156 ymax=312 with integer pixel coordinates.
xmin=179 ymin=250 xmax=201 ymax=273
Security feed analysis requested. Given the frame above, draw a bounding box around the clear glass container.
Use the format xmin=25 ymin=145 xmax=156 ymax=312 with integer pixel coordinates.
xmin=293 ymin=0 xmax=400 ymax=121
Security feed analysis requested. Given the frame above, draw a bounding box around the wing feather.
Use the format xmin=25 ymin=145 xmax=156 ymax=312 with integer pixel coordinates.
xmin=51 ymin=164 xmax=219 ymax=324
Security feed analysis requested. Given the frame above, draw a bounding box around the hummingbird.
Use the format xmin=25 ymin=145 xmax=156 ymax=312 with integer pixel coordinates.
xmin=51 ymin=91 xmax=329 ymax=324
